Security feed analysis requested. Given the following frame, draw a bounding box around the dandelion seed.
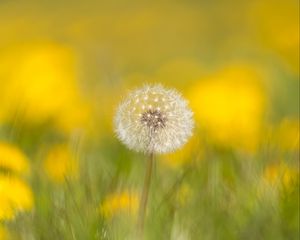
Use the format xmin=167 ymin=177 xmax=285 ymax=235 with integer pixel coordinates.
xmin=114 ymin=84 xmax=194 ymax=154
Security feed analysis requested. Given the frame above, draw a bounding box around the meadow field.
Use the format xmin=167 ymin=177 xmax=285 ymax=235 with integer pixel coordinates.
xmin=0 ymin=0 xmax=299 ymax=239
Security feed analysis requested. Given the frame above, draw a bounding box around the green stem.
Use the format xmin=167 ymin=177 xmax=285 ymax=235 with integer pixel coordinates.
xmin=137 ymin=152 xmax=154 ymax=238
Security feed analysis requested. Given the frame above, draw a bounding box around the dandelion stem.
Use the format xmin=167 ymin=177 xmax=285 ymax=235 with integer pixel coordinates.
xmin=137 ymin=152 xmax=154 ymax=238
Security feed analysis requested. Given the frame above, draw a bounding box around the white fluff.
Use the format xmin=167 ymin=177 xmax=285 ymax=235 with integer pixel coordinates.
xmin=114 ymin=85 xmax=194 ymax=154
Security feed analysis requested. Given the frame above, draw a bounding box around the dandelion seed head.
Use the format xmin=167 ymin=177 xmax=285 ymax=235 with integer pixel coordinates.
xmin=114 ymin=84 xmax=194 ymax=154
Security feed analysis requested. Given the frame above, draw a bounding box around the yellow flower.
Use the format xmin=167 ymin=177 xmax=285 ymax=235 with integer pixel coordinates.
xmin=0 ymin=142 xmax=29 ymax=175
xmin=0 ymin=175 xmax=33 ymax=220
xmin=7 ymin=44 xmax=78 ymax=120
xmin=43 ymin=145 xmax=78 ymax=183
xmin=99 ymin=191 xmax=139 ymax=220
xmin=275 ymin=118 xmax=299 ymax=151
xmin=1 ymin=43 xmax=92 ymax=133
xmin=188 ymin=65 xmax=266 ymax=151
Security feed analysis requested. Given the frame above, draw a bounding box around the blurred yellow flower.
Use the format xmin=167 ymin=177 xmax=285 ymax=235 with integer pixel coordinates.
xmin=0 ymin=175 xmax=33 ymax=220
xmin=1 ymin=43 xmax=92 ymax=133
xmin=43 ymin=145 xmax=78 ymax=183
xmin=264 ymin=163 xmax=299 ymax=190
xmin=99 ymin=191 xmax=139 ymax=220
xmin=275 ymin=118 xmax=299 ymax=151
xmin=0 ymin=142 xmax=29 ymax=175
xmin=8 ymin=44 xmax=78 ymax=120
xmin=188 ymin=65 xmax=266 ymax=151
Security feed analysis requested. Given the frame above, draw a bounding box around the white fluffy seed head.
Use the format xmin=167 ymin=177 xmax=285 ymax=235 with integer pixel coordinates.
xmin=114 ymin=84 xmax=194 ymax=154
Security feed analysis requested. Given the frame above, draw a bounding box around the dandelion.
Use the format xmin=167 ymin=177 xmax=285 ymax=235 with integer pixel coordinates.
xmin=0 ymin=142 xmax=29 ymax=175
xmin=275 ymin=118 xmax=299 ymax=152
xmin=114 ymin=84 xmax=194 ymax=237
xmin=1 ymin=44 xmax=91 ymax=134
xmin=188 ymin=65 xmax=265 ymax=152
xmin=99 ymin=191 xmax=139 ymax=220
xmin=114 ymin=84 xmax=194 ymax=154
xmin=43 ymin=144 xmax=78 ymax=183
xmin=0 ymin=175 xmax=33 ymax=220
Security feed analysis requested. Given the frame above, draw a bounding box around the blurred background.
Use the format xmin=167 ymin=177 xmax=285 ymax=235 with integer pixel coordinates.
xmin=0 ymin=0 xmax=299 ymax=239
